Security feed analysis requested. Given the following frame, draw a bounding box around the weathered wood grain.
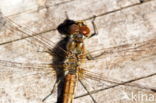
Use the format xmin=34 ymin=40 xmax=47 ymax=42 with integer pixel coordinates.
xmin=0 ymin=0 xmax=156 ymax=103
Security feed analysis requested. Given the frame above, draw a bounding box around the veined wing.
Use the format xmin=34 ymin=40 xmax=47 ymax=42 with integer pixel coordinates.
xmin=85 ymin=38 xmax=156 ymax=69
xmin=3 ymin=17 xmax=64 ymax=53
xmin=0 ymin=60 xmax=56 ymax=81
xmin=0 ymin=59 xmax=53 ymax=70
xmin=76 ymin=68 xmax=156 ymax=99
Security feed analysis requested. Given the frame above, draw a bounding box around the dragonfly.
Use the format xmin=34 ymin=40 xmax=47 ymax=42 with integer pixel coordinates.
xmin=0 ymin=2 xmax=156 ymax=103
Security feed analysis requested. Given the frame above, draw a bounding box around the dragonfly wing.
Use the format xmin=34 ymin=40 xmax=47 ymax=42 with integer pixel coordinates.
xmin=4 ymin=17 xmax=59 ymax=51
xmin=76 ymin=46 xmax=156 ymax=102
xmin=85 ymin=38 xmax=156 ymax=69
xmin=0 ymin=60 xmax=58 ymax=79
xmin=81 ymin=68 xmax=156 ymax=92
xmin=0 ymin=59 xmax=60 ymax=102
xmin=77 ymin=39 xmax=156 ymax=101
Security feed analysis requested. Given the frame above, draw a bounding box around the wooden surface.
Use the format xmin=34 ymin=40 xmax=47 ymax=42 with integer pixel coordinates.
xmin=0 ymin=0 xmax=156 ymax=103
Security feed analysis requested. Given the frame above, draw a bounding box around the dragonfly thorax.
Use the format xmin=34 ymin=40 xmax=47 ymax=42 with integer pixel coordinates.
xmin=70 ymin=33 xmax=84 ymax=43
xmin=64 ymin=32 xmax=86 ymax=75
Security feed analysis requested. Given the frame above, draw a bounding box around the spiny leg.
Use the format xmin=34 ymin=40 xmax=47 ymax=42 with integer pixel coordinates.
xmin=42 ymin=79 xmax=62 ymax=102
xmin=86 ymin=15 xmax=99 ymax=60
xmin=42 ymin=66 xmax=68 ymax=102
xmin=42 ymin=69 xmax=66 ymax=102
xmin=78 ymin=79 xmax=97 ymax=103
xmin=89 ymin=15 xmax=98 ymax=38
xmin=86 ymin=50 xmax=95 ymax=60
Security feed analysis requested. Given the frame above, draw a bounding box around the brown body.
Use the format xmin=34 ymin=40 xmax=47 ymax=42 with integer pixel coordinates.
xmin=63 ymin=74 xmax=77 ymax=103
xmin=62 ymin=21 xmax=90 ymax=103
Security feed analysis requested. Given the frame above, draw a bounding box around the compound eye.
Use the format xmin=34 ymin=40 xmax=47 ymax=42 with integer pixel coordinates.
xmin=68 ymin=24 xmax=79 ymax=34
xmin=79 ymin=26 xmax=90 ymax=36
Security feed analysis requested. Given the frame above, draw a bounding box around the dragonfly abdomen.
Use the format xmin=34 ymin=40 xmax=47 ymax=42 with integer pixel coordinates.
xmin=63 ymin=74 xmax=77 ymax=103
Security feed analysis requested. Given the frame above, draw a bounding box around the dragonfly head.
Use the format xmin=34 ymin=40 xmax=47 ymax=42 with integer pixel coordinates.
xmin=79 ymin=25 xmax=90 ymax=37
xmin=68 ymin=22 xmax=90 ymax=37
xmin=57 ymin=19 xmax=76 ymax=35
xmin=57 ymin=19 xmax=90 ymax=37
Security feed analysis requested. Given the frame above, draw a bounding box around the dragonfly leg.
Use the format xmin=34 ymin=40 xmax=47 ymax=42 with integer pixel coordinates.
xmin=79 ymin=79 xmax=97 ymax=103
xmin=89 ymin=15 xmax=98 ymax=38
xmin=42 ymin=79 xmax=61 ymax=102
xmin=86 ymin=50 xmax=95 ymax=60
